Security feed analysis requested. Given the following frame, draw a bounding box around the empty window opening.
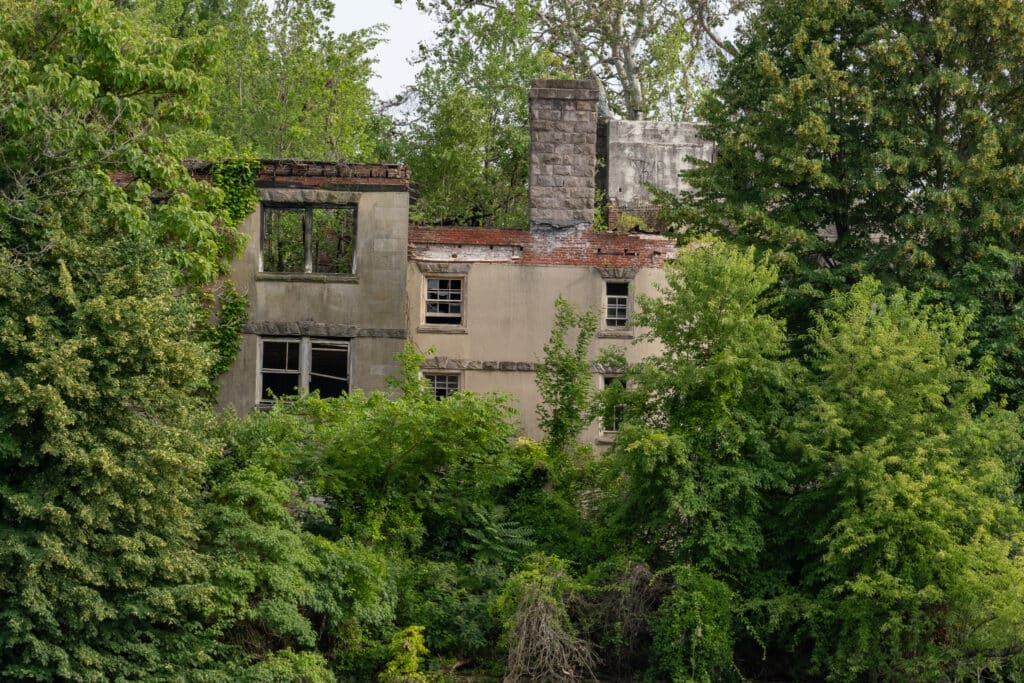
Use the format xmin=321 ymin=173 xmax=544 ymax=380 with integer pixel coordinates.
xmin=262 ymin=205 xmax=355 ymax=274
xmin=602 ymin=375 xmax=626 ymax=433
xmin=260 ymin=337 xmax=349 ymax=402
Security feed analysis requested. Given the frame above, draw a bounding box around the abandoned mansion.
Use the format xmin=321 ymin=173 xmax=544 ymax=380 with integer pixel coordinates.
xmin=214 ymin=80 xmax=715 ymax=445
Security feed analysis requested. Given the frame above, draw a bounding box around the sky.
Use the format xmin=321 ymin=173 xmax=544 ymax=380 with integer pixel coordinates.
xmin=331 ymin=2 xmax=439 ymax=100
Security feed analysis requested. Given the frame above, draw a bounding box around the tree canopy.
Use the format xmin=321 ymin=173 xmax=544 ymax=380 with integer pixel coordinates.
xmin=670 ymin=0 xmax=1024 ymax=403
xmin=0 ymin=0 xmax=231 ymax=676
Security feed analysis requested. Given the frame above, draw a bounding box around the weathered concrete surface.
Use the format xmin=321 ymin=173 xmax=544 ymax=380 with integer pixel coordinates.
xmin=217 ymin=186 xmax=409 ymax=412
xmin=407 ymin=225 xmax=671 ymax=443
xmin=606 ymin=120 xmax=716 ymax=209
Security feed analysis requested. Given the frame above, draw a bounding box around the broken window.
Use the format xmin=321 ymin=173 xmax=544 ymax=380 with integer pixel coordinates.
xmin=602 ymin=375 xmax=626 ymax=433
xmin=425 ymin=277 xmax=463 ymax=325
xmin=260 ymin=337 xmax=349 ymax=402
xmin=605 ymin=281 xmax=630 ymax=328
xmin=262 ymin=205 xmax=355 ymax=274
xmin=424 ymin=373 xmax=460 ymax=399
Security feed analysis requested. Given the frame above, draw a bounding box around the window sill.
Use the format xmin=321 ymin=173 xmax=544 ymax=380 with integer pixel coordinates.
xmin=257 ymin=272 xmax=358 ymax=284
xmin=598 ymin=329 xmax=634 ymax=339
xmin=417 ymin=325 xmax=468 ymax=335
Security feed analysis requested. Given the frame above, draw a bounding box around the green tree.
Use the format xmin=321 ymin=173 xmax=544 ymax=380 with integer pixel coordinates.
xmin=225 ymin=379 xmax=531 ymax=669
xmin=396 ymin=1 xmax=547 ymax=227
xmin=405 ymin=0 xmax=748 ymax=119
xmin=535 ymin=296 xmax=598 ymax=455
xmin=602 ymin=241 xmax=797 ymax=581
xmin=0 ymin=0 xmax=237 ymax=676
xmin=179 ymin=0 xmax=383 ymax=161
xmin=672 ymin=0 xmax=1024 ymax=404
xmin=785 ymin=279 xmax=1024 ymax=680
xmin=201 ymin=460 xmax=392 ymax=679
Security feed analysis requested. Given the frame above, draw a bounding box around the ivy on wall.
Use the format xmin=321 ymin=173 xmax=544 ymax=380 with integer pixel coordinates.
xmin=205 ymin=158 xmax=261 ymax=384
xmin=211 ymin=158 xmax=261 ymax=225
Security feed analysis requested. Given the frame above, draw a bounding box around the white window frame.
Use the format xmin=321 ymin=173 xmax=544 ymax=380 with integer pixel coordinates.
xmin=423 ymin=275 xmax=465 ymax=327
xmin=604 ymin=280 xmax=631 ymax=329
xmin=260 ymin=203 xmax=357 ymax=275
xmin=258 ymin=336 xmax=350 ymax=404
xmin=423 ymin=372 xmax=461 ymax=399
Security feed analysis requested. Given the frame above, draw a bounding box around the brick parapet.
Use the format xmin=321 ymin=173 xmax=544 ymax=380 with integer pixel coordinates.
xmin=409 ymin=225 xmax=677 ymax=269
xmin=181 ymin=159 xmax=410 ymax=191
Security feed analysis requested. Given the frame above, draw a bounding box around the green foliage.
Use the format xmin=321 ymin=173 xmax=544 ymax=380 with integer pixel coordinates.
xmin=649 ymin=566 xmax=739 ymax=683
xmin=497 ymin=553 xmax=597 ymax=682
xmin=398 ymin=1 xmax=547 ymax=227
xmin=379 ymin=625 xmax=438 ymax=683
xmin=407 ymin=0 xmax=741 ymax=119
xmin=0 ymin=0 xmax=239 ymax=677
xmin=673 ymin=0 xmax=1024 ymax=405
xmin=204 ymin=282 xmax=249 ymax=381
xmin=604 ymin=240 xmax=797 ymax=578
xmin=535 ymin=296 xmax=598 ymax=455
xmin=394 ymin=559 xmax=506 ymax=660
xmin=199 ymin=0 xmax=382 ymax=161
xmin=201 ymin=460 xmax=392 ymax=678
xmin=233 ymin=388 xmax=520 ymax=554
xmin=211 ymin=157 xmax=261 ymax=226
xmin=787 ymin=279 xmax=1024 ymax=681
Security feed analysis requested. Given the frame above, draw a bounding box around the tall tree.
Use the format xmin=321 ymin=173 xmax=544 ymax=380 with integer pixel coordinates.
xmin=602 ymin=241 xmax=798 ymax=581
xmin=0 ymin=0 xmax=235 ymax=676
xmin=204 ymin=0 xmax=382 ymax=160
xmin=671 ymin=0 xmax=1024 ymax=403
xmin=786 ymin=280 xmax=1024 ymax=680
xmin=395 ymin=1 xmax=547 ymax=227
xmin=403 ymin=0 xmax=749 ymax=119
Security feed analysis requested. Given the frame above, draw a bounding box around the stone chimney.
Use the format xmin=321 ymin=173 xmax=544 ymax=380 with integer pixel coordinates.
xmin=528 ymin=79 xmax=598 ymax=230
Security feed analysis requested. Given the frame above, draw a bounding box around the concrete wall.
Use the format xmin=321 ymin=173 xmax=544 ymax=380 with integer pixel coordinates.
xmin=217 ymin=187 xmax=409 ymax=412
xmin=407 ymin=259 xmax=666 ymax=442
xmin=529 ymin=79 xmax=599 ymax=229
xmin=606 ymin=120 xmax=716 ymax=210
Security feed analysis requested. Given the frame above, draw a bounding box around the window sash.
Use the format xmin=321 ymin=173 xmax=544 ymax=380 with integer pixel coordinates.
xmin=605 ymin=281 xmax=630 ymax=327
xmin=425 ymin=373 xmax=460 ymax=399
xmin=425 ymin=278 xmax=463 ymax=325
xmin=260 ymin=337 xmax=349 ymax=402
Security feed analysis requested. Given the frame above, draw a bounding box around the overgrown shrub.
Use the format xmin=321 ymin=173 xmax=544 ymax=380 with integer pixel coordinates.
xmin=497 ymin=554 xmax=597 ymax=682
xmin=649 ymin=566 xmax=739 ymax=683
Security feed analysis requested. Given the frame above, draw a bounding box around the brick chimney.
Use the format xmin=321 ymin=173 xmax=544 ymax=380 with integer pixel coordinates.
xmin=528 ymin=79 xmax=599 ymax=230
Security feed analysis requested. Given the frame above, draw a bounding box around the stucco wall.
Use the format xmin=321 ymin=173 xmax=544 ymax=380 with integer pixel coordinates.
xmin=217 ymin=187 xmax=409 ymax=412
xmin=407 ymin=260 xmax=666 ymax=441
xmin=606 ymin=120 xmax=716 ymax=209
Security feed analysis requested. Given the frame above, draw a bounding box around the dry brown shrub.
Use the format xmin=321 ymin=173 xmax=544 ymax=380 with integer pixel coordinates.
xmin=503 ymin=577 xmax=598 ymax=682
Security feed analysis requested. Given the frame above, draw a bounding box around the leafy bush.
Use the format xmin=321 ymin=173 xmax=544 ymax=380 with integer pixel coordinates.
xmin=649 ymin=566 xmax=739 ymax=683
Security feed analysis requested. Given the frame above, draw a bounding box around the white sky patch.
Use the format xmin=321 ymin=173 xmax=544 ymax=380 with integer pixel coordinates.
xmin=330 ymin=1 xmax=438 ymax=100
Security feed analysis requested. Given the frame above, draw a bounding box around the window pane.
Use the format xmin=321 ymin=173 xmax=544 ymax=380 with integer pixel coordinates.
xmin=606 ymin=281 xmax=628 ymax=296
xmin=311 ymin=343 xmax=348 ymax=378
xmin=606 ymin=282 xmax=629 ymax=327
xmin=425 ymin=373 xmax=459 ymax=399
xmin=262 ymin=372 xmax=299 ymax=399
xmin=263 ymin=207 xmax=305 ymax=272
xmin=262 ymin=341 xmax=299 ymax=370
xmin=309 ymin=375 xmax=348 ymax=398
xmin=312 ymin=207 xmax=355 ymax=274
xmin=425 ymin=278 xmax=464 ymax=325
